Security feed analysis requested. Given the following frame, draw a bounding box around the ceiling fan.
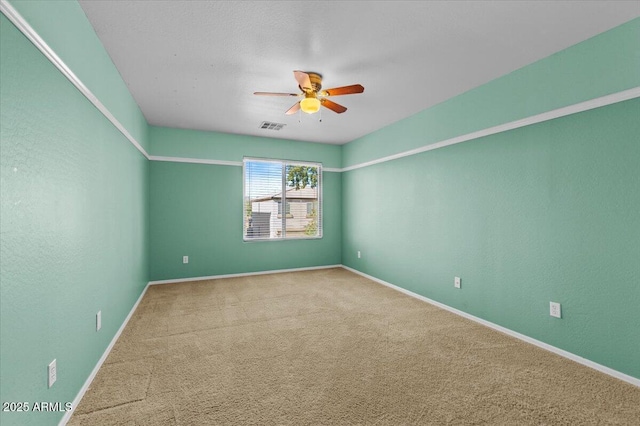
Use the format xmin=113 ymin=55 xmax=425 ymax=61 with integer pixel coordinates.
xmin=254 ymin=70 xmax=364 ymax=115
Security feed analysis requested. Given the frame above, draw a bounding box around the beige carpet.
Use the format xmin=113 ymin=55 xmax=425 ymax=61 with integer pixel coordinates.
xmin=68 ymin=268 xmax=640 ymax=425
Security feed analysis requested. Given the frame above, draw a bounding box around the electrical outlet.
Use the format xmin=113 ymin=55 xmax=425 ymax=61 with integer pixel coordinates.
xmin=550 ymin=301 xmax=561 ymax=318
xmin=48 ymin=359 xmax=57 ymax=388
xmin=454 ymin=276 xmax=461 ymax=289
xmin=96 ymin=311 xmax=102 ymax=331
xmin=183 ymin=256 xmax=189 ymax=264
xmin=357 ymin=251 xmax=361 ymax=259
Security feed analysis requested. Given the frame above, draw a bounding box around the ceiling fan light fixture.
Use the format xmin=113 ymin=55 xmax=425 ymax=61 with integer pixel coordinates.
xmin=255 ymin=71 xmax=362 ymax=115
xmin=300 ymin=97 xmax=321 ymax=114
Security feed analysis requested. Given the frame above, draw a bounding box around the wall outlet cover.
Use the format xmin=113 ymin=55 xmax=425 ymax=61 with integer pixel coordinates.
xmin=550 ymin=301 xmax=562 ymax=318
xmin=183 ymin=256 xmax=189 ymax=264
xmin=96 ymin=310 xmax=102 ymax=331
xmin=48 ymin=359 xmax=57 ymax=388
xmin=454 ymin=276 xmax=461 ymax=289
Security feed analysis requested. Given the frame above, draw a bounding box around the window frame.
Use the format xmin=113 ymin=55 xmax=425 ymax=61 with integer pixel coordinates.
xmin=243 ymin=157 xmax=323 ymax=242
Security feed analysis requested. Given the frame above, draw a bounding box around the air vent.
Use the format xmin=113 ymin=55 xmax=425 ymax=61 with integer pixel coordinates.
xmin=259 ymin=121 xmax=286 ymax=131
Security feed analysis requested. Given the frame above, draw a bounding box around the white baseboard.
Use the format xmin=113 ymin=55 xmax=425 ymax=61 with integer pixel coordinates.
xmin=58 ymin=283 xmax=151 ymax=426
xmin=60 ymin=263 xmax=637 ymax=426
xmin=341 ymin=265 xmax=640 ymax=388
xmin=148 ymin=264 xmax=343 ymax=285
xmin=59 ymin=264 xmax=341 ymax=424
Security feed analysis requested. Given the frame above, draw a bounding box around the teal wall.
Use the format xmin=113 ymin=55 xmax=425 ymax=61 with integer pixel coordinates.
xmin=342 ymin=99 xmax=640 ymax=379
xmin=0 ymin=11 xmax=149 ymax=426
xmin=150 ymin=126 xmax=342 ymax=169
xmin=343 ymin=18 xmax=640 ymax=168
xmin=1 ymin=4 xmax=639 ymax=426
xmin=8 ymin=0 xmax=150 ymax=152
xmin=341 ymin=17 xmax=640 ymax=381
xmin=148 ymin=126 xmax=342 ymax=281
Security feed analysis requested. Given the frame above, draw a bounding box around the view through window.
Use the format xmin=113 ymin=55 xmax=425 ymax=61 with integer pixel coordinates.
xmin=243 ymin=158 xmax=322 ymax=240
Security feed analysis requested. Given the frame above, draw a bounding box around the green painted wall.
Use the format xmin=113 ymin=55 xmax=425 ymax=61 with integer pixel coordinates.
xmin=0 ymin=12 xmax=149 ymax=426
xmin=2 ymin=7 xmax=638 ymax=426
xmin=7 ymin=0 xmax=150 ymax=152
xmin=150 ymin=126 xmax=342 ymax=169
xmin=149 ymin=126 xmax=343 ymax=281
xmin=342 ymin=98 xmax=640 ymax=379
xmin=149 ymin=161 xmax=341 ymax=281
xmin=343 ymin=18 xmax=640 ymax=168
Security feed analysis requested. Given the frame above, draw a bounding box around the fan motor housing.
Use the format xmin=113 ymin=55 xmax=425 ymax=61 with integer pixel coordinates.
xmin=303 ymin=72 xmax=322 ymax=92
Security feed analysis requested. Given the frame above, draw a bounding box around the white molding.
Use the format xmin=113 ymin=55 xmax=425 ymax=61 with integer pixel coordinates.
xmin=148 ymin=264 xmax=342 ymax=285
xmin=58 ymin=264 xmax=341 ymax=424
xmin=340 ymin=265 xmax=640 ymax=388
xmin=148 ymin=156 xmax=343 ymax=172
xmin=56 ymin=262 xmax=639 ymax=426
xmin=4 ymin=0 xmax=637 ymax=172
xmin=7 ymin=0 xmax=636 ymax=414
xmin=341 ymin=87 xmax=640 ymax=172
xmin=150 ymin=155 xmax=242 ymax=167
xmin=58 ymin=283 xmax=151 ymax=426
xmin=1 ymin=0 xmax=150 ymax=160
xmin=152 ymin=83 xmax=637 ymax=171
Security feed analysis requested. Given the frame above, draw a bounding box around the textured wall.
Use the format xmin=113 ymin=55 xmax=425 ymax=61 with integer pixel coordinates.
xmin=0 ymin=13 xmax=149 ymax=426
xmin=2 ymin=9 xmax=638 ymax=426
xmin=342 ymin=18 xmax=640 ymax=168
xmin=342 ymin=98 xmax=640 ymax=379
xmin=8 ymin=0 xmax=150 ymax=152
xmin=148 ymin=125 xmax=343 ymax=281
xmin=149 ymin=161 xmax=341 ymax=281
xmin=150 ymin=126 xmax=342 ymax=169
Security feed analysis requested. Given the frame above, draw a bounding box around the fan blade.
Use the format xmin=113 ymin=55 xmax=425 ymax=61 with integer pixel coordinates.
xmin=320 ymin=98 xmax=347 ymax=114
xmin=321 ymin=84 xmax=364 ymax=96
xmin=254 ymin=92 xmax=299 ymax=96
xmin=285 ymin=102 xmax=301 ymax=115
xmin=293 ymin=70 xmax=312 ymax=91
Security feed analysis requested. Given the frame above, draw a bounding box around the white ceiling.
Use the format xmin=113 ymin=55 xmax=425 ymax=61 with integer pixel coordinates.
xmin=78 ymin=1 xmax=639 ymax=145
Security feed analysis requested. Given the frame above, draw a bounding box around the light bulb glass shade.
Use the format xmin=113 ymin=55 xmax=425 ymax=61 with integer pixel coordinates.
xmin=300 ymin=97 xmax=321 ymax=114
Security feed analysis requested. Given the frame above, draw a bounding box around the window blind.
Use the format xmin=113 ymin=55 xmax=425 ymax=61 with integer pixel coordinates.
xmin=243 ymin=158 xmax=322 ymax=241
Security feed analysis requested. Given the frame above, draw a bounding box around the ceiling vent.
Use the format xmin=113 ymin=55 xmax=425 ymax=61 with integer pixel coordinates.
xmin=259 ymin=121 xmax=286 ymax=131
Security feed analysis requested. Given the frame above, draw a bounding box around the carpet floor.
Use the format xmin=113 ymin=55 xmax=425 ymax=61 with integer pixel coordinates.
xmin=68 ymin=268 xmax=640 ymax=425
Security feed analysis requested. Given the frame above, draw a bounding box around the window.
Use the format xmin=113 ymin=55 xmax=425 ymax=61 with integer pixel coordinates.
xmin=243 ymin=158 xmax=322 ymax=240
xmin=306 ymin=202 xmax=315 ymax=217
xmin=277 ymin=201 xmax=291 ymax=217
